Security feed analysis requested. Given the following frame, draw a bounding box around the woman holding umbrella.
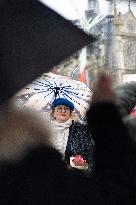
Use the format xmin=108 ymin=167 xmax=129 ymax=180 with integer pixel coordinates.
xmin=15 ymin=72 xmax=94 ymax=175
xmin=49 ymin=97 xmax=94 ymax=176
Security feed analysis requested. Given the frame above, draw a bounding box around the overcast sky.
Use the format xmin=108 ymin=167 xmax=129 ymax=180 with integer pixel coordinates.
xmin=40 ymin=0 xmax=136 ymax=20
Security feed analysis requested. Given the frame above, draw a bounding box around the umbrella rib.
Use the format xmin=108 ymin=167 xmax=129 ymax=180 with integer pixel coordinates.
xmin=26 ymin=80 xmax=59 ymax=93
xmin=61 ymin=90 xmax=90 ymax=109
xmin=59 ymin=90 xmax=80 ymax=105
xmin=42 ymin=79 xmax=62 ymax=90
xmin=32 ymin=81 xmax=54 ymax=89
xmin=61 ymin=91 xmax=85 ymax=109
xmin=28 ymin=89 xmax=55 ymax=105
xmin=33 ymin=88 xmax=53 ymax=94
xmin=62 ymin=88 xmax=83 ymax=96
xmin=62 ymin=88 xmax=90 ymax=100
xmin=35 ymin=89 xmax=54 ymax=97
xmin=43 ymin=89 xmax=54 ymax=98
xmin=23 ymin=87 xmax=54 ymax=100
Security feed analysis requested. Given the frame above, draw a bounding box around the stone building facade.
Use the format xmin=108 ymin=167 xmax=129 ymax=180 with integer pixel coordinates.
xmin=88 ymin=3 xmax=136 ymax=85
xmin=53 ymin=1 xmax=136 ymax=86
xmin=113 ymin=7 xmax=136 ymax=83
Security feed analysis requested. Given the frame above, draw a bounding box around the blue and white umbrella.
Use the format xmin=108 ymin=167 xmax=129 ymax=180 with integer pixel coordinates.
xmin=16 ymin=72 xmax=92 ymax=119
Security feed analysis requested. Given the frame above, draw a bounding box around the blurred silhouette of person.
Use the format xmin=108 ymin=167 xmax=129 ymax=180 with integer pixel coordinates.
xmin=86 ymin=72 xmax=136 ymax=205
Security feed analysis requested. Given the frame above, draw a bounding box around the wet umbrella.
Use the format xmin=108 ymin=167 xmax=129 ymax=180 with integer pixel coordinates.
xmin=0 ymin=0 xmax=95 ymax=105
xmin=16 ymin=72 xmax=92 ymax=120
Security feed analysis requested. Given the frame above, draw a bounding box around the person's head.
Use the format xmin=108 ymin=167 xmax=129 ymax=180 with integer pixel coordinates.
xmin=51 ymin=98 xmax=75 ymax=123
xmin=124 ymin=116 xmax=136 ymax=144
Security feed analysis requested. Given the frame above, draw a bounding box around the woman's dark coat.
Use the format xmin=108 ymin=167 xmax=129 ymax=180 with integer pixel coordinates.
xmin=65 ymin=121 xmax=94 ymax=175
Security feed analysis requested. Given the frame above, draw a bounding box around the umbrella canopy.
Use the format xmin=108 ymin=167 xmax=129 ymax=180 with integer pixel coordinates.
xmin=0 ymin=0 xmax=95 ymax=105
xmin=16 ymin=72 xmax=92 ymax=120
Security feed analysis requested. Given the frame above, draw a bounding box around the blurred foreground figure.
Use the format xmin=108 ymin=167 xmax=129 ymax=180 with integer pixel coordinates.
xmin=115 ymin=82 xmax=136 ymax=147
xmin=0 ymin=72 xmax=136 ymax=204
xmin=87 ymin=72 xmax=136 ymax=204
xmin=0 ymin=104 xmax=91 ymax=204
xmin=0 ymin=0 xmax=93 ymax=104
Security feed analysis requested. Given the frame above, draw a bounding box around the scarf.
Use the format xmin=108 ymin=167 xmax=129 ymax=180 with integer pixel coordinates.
xmin=50 ymin=118 xmax=72 ymax=158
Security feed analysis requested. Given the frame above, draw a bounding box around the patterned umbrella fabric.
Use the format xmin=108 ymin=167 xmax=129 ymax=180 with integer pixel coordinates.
xmin=15 ymin=72 xmax=92 ymax=121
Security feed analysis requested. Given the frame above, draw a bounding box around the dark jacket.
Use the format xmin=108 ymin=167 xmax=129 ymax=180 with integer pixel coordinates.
xmin=87 ymin=102 xmax=136 ymax=205
xmin=65 ymin=121 xmax=94 ymax=175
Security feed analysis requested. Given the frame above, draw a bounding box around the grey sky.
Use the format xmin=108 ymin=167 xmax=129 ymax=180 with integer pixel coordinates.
xmin=40 ymin=0 xmax=136 ymax=20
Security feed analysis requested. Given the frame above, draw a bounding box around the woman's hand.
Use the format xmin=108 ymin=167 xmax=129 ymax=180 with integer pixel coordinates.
xmin=70 ymin=155 xmax=88 ymax=170
xmin=72 ymin=159 xmax=88 ymax=167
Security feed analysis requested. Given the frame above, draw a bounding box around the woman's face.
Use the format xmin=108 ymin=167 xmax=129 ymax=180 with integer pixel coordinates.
xmin=53 ymin=105 xmax=71 ymax=123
